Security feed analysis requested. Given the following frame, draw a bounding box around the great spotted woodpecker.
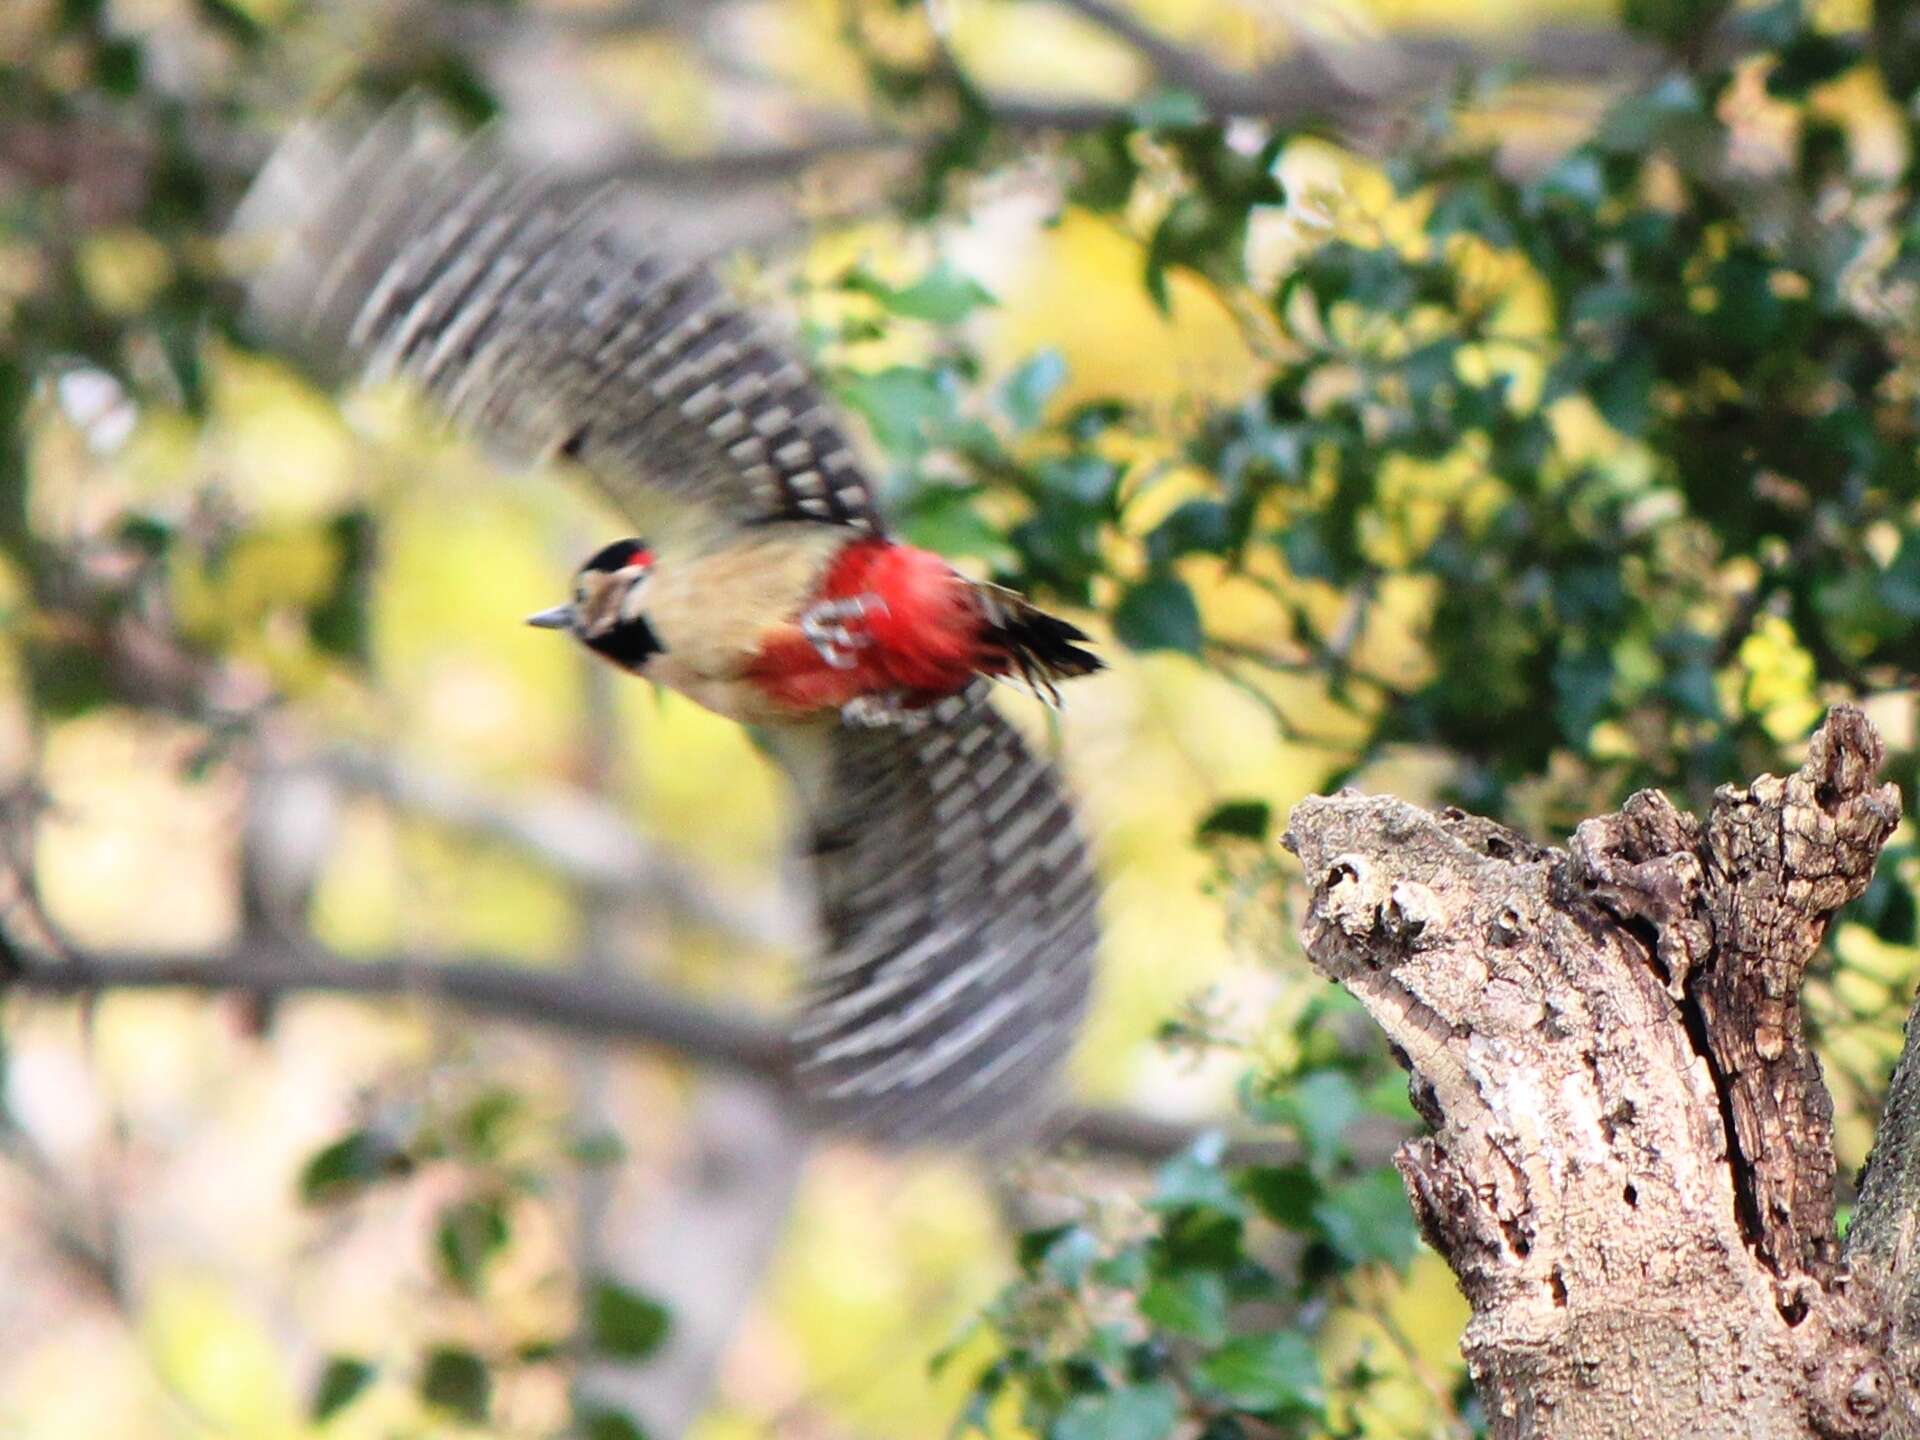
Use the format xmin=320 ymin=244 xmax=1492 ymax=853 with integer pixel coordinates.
xmin=233 ymin=103 xmax=1103 ymax=1145
xmin=525 ymin=532 xmax=1098 ymax=728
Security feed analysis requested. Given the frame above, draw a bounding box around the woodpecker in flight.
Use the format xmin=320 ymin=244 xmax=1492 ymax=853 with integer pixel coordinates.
xmin=233 ymin=104 xmax=1103 ymax=1145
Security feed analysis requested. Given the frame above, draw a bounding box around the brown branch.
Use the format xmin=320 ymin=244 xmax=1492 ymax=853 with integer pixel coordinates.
xmin=1572 ymin=711 xmax=1899 ymax=1295
xmin=320 ymin=748 xmax=798 ymax=951
xmin=0 ymin=944 xmax=1348 ymax=1166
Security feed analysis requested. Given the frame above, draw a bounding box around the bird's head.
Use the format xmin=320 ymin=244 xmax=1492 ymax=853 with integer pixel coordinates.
xmin=527 ymin=537 xmax=664 ymax=672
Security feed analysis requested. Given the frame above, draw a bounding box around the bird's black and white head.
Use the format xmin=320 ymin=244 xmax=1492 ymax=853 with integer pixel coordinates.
xmin=527 ymin=538 xmax=665 ymax=672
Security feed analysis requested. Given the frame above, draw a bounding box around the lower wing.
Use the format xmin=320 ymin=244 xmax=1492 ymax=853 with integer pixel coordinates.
xmin=781 ymin=685 xmax=1099 ymax=1147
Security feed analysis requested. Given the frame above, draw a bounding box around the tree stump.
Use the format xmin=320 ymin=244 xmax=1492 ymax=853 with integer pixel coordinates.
xmin=1283 ymin=706 xmax=1920 ymax=1439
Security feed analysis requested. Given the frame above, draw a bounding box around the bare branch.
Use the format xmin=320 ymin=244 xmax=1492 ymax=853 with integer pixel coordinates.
xmin=0 ymin=944 xmax=1364 ymax=1165
xmin=321 ymin=748 xmax=798 ymax=952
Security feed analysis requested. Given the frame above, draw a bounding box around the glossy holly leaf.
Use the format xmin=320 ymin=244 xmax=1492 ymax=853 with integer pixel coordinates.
xmin=1038 ymin=1226 xmax=1102 ymax=1287
xmin=902 ymin=486 xmax=1007 ymax=562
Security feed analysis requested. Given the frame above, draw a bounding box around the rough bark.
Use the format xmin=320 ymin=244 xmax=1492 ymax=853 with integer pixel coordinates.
xmin=1283 ymin=707 xmax=1915 ymax=1440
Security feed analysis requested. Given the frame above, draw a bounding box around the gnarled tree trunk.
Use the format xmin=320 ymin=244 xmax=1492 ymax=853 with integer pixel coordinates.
xmin=1282 ymin=707 xmax=1920 ymax=1439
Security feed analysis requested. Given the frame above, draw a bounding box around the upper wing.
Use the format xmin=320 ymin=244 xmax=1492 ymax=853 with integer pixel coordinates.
xmin=230 ymin=103 xmax=886 ymax=533
xmin=789 ymin=685 xmax=1099 ymax=1147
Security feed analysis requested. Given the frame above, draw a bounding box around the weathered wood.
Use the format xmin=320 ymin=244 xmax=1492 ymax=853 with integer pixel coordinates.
xmin=1283 ymin=707 xmax=1913 ymax=1439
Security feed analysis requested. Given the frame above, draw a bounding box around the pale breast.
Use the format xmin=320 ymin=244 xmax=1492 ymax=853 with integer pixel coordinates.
xmin=643 ymin=525 xmax=849 ymax=709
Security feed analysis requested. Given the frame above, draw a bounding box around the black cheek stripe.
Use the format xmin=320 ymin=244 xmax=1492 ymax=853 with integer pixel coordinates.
xmin=587 ymin=615 xmax=666 ymax=668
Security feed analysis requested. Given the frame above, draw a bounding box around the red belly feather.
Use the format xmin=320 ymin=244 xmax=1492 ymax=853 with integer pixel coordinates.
xmin=744 ymin=539 xmax=983 ymax=714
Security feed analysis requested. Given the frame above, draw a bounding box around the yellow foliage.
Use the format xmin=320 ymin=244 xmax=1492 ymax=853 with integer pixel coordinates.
xmin=991 ymin=210 xmax=1262 ymax=409
xmin=585 ymin=35 xmax=721 ymax=147
xmin=1736 ymin=614 xmax=1825 ymax=745
xmin=951 ymin=0 xmax=1142 ymax=99
xmin=36 ymin=712 xmax=240 ymax=950
xmin=207 ymin=350 xmax=363 ymax=520
xmin=764 ymin=1151 xmax=1003 ymax=1432
xmin=140 ymin=1270 xmax=301 ymax=1438
xmin=76 ymin=227 xmax=171 ymax=317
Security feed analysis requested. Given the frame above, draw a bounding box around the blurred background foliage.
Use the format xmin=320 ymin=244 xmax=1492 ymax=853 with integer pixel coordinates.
xmin=8 ymin=0 xmax=1920 ymax=1436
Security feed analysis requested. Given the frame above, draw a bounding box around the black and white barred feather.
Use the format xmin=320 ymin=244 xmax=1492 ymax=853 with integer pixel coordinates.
xmin=794 ymin=684 xmax=1098 ymax=1144
xmin=231 ymin=103 xmax=1100 ymax=1146
xmin=233 ymin=102 xmax=883 ymax=532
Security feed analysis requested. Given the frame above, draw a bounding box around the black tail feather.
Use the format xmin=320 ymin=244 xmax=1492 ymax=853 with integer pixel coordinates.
xmin=977 ymin=586 xmax=1103 ymax=705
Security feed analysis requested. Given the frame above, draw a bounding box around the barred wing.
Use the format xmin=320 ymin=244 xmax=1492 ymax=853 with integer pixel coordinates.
xmin=792 ymin=685 xmax=1099 ymax=1146
xmin=232 ymin=104 xmax=885 ymax=532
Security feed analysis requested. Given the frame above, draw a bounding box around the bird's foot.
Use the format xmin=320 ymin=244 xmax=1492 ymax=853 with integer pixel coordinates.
xmin=802 ymin=593 xmax=887 ymax=670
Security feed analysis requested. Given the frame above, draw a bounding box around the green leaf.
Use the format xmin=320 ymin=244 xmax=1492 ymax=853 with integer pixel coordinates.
xmin=310 ymin=1356 xmax=375 ymax=1423
xmin=1130 ymin=89 xmax=1207 ymax=129
xmin=1619 ymin=0 xmax=1731 ymax=49
xmin=419 ymin=1347 xmax=491 ymax=1422
xmin=576 ymin=1403 xmax=651 ymax=1440
xmin=1039 ymin=1226 xmax=1101 ymax=1287
xmin=1151 ymin=1134 xmax=1244 ymax=1216
xmin=587 ymin=1280 xmax=671 ymax=1360
xmin=1114 ymin=573 xmax=1203 ymax=655
xmin=1314 ymin=1171 xmax=1419 ymax=1270
xmin=434 ymin=1195 xmax=511 ymax=1294
xmin=1285 ymin=1070 xmax=1365 ymax=1168
xmin=1001 ymin=350 xmax=1067 ymax=430
xmin=1051 ymin=1382 xmax=1179 ymax=1440
xmin=853 ymin=262 xmax=996 ymax=323
xmin=901 ymin=487 xmax=1006 ymax=561
xmin=840 ymin=366 xmax=953 ymax=455
xmin=1067 ymin=124 xmax=1140 ymax=211
xmin=298 ymin=1128 xmax=410 ymax=1206
xmin=1146 ymin=500 xmax=1232 ymax=565
xmin=454 ymin=1086 xmax=524 ymax=1157
xmin=1197 ymin=1332 xmax=1323 ymax=1415
xmin=1037 ymin=455 xmax=1118 ymax=507
xmin=1196 ymin=800 xmax=1271 ymax=843
xmin=1240 ymin=1164 xmax=1321 ymax=1231
xmin=570 ymin=1131 xmax=627 ymax=1168
xmin=94 ymin=36 xmax=143 ymax=95
xmin=1139 ymin=1270 xmax=1228 ymax=1343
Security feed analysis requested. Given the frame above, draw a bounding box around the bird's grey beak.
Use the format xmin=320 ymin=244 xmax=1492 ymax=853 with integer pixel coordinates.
xmin=525 ymin=604 xmax=576 ymax=631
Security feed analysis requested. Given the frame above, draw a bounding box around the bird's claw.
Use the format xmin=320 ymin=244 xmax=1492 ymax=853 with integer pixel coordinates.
xmin=802 ymin=594 xmax=887 ymax=670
